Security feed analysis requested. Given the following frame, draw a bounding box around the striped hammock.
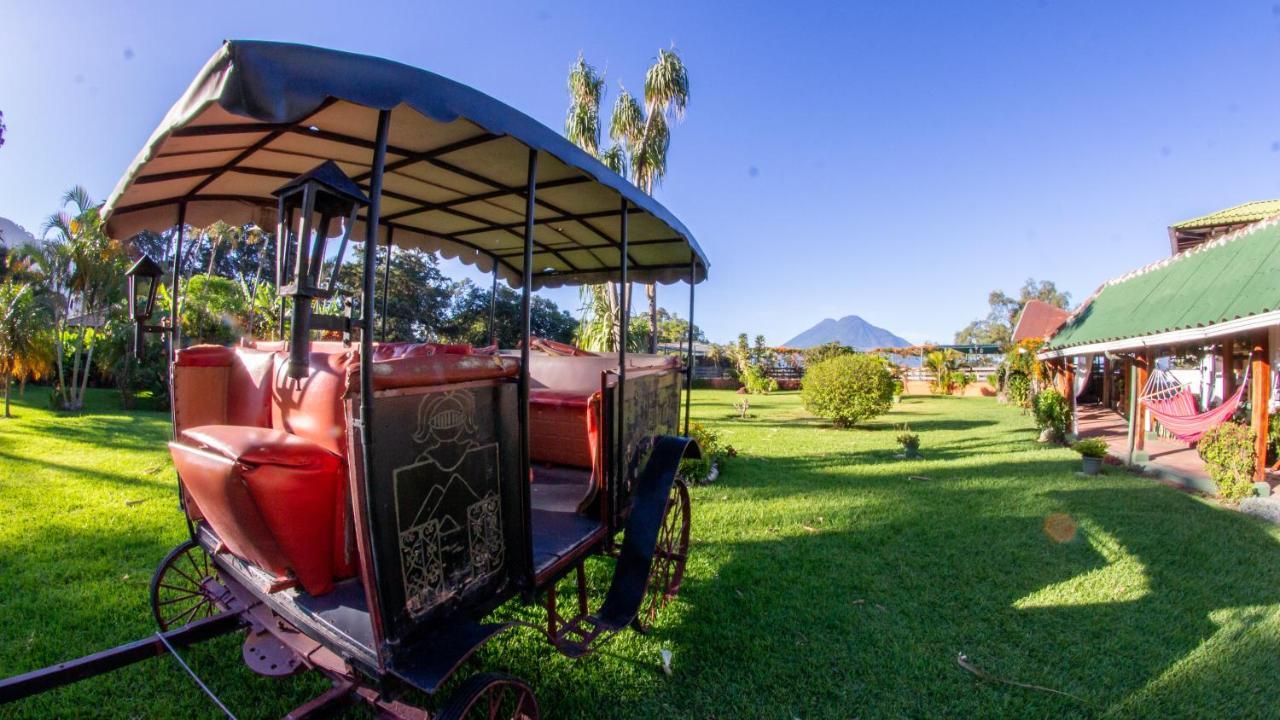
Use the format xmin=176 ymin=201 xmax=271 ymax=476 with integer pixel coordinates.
xmin=1139 ymin=361 xmax=1250 ymax=443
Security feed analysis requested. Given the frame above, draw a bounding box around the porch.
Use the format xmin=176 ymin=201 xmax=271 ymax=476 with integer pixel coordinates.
xmin=1074 ymin=403 xmax=1216 ymax=493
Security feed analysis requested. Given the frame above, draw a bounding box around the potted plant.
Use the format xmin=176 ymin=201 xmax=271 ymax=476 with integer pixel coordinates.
xmin=1072 ymin=438 xmax=1108 ymax=475
xmin=896 ymin=425 xmax=921 ymax=459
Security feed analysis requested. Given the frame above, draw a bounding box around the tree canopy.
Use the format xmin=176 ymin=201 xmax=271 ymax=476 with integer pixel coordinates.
xmin=954 ymin=278 xmax=1070 ymax=346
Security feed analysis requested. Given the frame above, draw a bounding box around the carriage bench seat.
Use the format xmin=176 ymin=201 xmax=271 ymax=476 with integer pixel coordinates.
xmin=529 ymin=390 xmax=600 ymax=470
xmin=170 ymin=343 xmax=520 ymax=598
xmin=525 ymin=354 xmax=680 ymax=472
xmin=170 ymin=425 xmax=344 ymax=596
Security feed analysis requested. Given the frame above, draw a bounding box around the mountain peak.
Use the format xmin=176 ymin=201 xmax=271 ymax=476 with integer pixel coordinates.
xmin=783 ymin=315 xmax=909 ymax=350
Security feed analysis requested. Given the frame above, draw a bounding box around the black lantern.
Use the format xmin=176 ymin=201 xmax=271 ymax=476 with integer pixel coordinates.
xmin=274 ymin=161 xmax=368 ymax=378
xmin=125 ymin=254 xmax=164 ymax=358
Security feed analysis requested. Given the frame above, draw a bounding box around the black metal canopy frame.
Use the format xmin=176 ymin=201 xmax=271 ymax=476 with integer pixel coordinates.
xmin=3 ymin=40 xmax=709 ymax=717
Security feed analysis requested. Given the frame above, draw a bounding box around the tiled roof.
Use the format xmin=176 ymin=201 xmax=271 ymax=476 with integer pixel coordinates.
xmin=1011 ymin=300 xmax=1071 ymax=343
xmin=1169 ymin=200 xmax=1280 ymax=230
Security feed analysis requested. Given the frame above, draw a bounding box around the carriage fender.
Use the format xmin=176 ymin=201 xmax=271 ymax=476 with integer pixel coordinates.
xmin=594 ymin=435 xmax=699 ymax=631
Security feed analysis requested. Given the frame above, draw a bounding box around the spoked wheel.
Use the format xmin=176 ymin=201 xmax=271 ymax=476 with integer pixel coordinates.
xmin=633 ymin=478 xmax=691 ymax=633
xmin=150 ymin=539 xmax=221 ymax=631
xmin=436 ymin=672 xmax=539 ymax=720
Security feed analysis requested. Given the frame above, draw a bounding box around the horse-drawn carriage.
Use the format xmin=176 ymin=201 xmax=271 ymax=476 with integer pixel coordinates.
xmin=0 ymin=40 xmax=708 ymax=718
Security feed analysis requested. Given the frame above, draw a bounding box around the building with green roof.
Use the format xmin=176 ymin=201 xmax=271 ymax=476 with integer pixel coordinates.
xmin=1043 ymin=206 xmax=1280 ymax=487
xmin=1044 ymin=216 xmax=1280 ymax=357
xmin=1167 ymin=199 xmax=1280 ymax=254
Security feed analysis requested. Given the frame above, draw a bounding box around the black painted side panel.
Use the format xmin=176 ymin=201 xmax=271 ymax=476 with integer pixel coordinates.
xmin=362 ymin=382 xmax=524 ymax=649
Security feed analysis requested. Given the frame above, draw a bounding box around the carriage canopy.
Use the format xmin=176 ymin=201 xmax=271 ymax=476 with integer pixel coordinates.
xmin=102 ymin=40 xmax=708 ymax=289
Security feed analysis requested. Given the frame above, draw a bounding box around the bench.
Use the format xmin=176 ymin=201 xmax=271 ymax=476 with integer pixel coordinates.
xmin=169 ymin=342 xmax=517 ymax=597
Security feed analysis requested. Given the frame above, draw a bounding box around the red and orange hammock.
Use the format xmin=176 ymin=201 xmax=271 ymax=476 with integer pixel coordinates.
xmin=1138 ymin=359 xmax=1250 ymax=443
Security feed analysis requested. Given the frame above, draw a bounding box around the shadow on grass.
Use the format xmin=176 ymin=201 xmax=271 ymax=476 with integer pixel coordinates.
xmin=597 ymin=464 xmax=1280 ymax=718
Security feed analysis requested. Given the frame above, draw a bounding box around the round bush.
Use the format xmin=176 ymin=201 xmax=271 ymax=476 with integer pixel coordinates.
xmin=801 ymin=354 xmax=894 ymax=428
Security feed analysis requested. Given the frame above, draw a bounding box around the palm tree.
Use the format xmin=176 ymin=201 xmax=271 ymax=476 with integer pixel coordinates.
xmin=239 ymin=225 xmax=271 ymax=337
xmin=203 ymin=220 xmax=242 ymax=276
xmin=0 ymin=282 xmax=49 ymax=417
xmin=924 ymin=349 xmax=965 ymax=395
xmin=565 ymin=49 xmax=690 ymax=353
xmin=36 ymin=186 xmax=124 ymax=410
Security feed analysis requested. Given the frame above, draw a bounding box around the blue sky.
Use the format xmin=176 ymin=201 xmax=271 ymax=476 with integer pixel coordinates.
xmin=3 ymin=1 xmax=1280 ymax=345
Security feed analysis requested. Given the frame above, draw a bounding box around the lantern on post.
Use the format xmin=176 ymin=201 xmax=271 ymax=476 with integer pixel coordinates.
xmin=125 ymin=254 xmax=164 ymax=358
xmin=273 ymin=161 xmax=369 ymax=378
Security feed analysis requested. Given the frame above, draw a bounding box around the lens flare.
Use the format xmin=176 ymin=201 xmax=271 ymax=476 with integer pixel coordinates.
xmin=1043 ymin=513 xmax=1077 ymax=543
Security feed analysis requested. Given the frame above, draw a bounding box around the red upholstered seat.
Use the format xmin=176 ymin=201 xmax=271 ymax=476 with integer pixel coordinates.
xmin=169 ymin=342 xmax=519 ymax=597
xmin=170 ymin=426 xmax=344 ymax=595
xmin=524 ymin=354 xmax=678 ymax=474
xmin=530 ymin=390 xmax=597 ymax=469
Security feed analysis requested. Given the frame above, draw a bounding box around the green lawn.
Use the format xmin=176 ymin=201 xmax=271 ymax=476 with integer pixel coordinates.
xmin=4 ymin=389 xmax=1280 ymax=718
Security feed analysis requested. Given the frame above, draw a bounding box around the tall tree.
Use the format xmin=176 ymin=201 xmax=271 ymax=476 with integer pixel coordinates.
xmin=954 ymin=278 xmax=1071 ymax=346
xmin=336 ymin=247 xmax=453 ymax=342
xmin=447 ymin=281 xmax=578 ymax=348
xmin=0 ymin=282 xmax=49 ymax=417
xmin=32 ymin=187 xmax=126 ymax=410
xmin=565 ymin=49 xmax=690 ymax=352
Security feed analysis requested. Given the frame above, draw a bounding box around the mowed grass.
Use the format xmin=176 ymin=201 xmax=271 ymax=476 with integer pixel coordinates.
xmin=4 ymin=389 xmax=1280 ymax=718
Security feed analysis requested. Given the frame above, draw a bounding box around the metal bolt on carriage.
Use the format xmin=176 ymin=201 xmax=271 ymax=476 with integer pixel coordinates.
xmin=0 ymin=41 xmax=709 ymax=719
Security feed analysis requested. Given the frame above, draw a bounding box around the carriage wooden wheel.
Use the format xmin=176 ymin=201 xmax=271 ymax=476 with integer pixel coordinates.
xmin=436 ymin=673 xmax=540 ymax=720
xmin=150 ymin=539 xmax=221 ymax=631
xmin=633 ymin=478 xmax=691 ymax=632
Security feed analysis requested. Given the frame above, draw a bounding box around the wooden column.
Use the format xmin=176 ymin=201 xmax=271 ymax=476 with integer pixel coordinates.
xmin=1122 ymin=357 xmax=1132 ymax=419
xmin=1135 ymin=352 xmax=1150 ymax=451
xmin=1221 ymin=340 xmax=1236 ymax=400
xmin=1063 ymin=362 xmax=1076 ymax=435
xmin=1252 ymin=334 xmax=1270 ymax=482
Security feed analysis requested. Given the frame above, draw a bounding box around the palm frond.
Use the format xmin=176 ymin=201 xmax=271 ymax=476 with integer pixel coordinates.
xmin=599 ymin=145 xmax=627 ymax=177
xmin=633 ymin=111 xmax=669 ymax=192
xmin=644 ymin=48 xmax=689 ymax=120
xmin=60 ymin=185 xmax=96 ymax=216
xmin=609 ymin=86 xmax=645 ymax=150
xmin=40 ymin=212 xmax=73 ymax=242
xmin=565 ymin=55 xmax=605 ymax=156
xmin=573 ymin=283 xmax=617 ymax=352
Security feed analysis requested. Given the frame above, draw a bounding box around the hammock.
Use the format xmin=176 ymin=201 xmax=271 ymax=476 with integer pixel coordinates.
xmin=1139 ymin=359 xmax=1250 ymax=443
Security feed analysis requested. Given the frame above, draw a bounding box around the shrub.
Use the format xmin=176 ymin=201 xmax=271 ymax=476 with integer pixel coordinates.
xmin=1269 ymin=413 xmax=1280 ymax=463
xmin=740 ymin=363 xmax=778 ymax=395
xmin=1033 ymin=389 xmax=1070 ymax=439
xmin=1198 ymin=422 xmax=1256 ymax=501
xmin=181 ymin=274 xmax=248 ymax=345
xmin=680 ymin=421 xmax=736 ymax=483
xmin=1072 ymin=438 xmax=1108 ymax=458
xmin=896 ymin=424 xmax=920 ymax=456
xmin=1005 ymin=371 xmax=1031 ymax=408
xmin=802 ymin=341 xmax=853 ymax=367
xmin=801 ymin=354 xmax=894 ymax=428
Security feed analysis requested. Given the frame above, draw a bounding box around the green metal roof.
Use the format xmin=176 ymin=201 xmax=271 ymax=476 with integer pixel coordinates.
xmin=1169 ymin=199 xmax=1280 ymax=230
xmin=1046 ymin=217 xmax=1280 ymax=351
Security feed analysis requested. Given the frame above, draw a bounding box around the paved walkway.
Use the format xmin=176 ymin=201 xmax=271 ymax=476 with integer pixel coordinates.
xmin=1075 ymin=403 xmax=1214 ymax=491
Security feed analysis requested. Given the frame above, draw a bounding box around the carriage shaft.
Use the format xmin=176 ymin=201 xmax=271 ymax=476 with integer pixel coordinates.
xmin=0 ymin=611 xmax=243 ymax=705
